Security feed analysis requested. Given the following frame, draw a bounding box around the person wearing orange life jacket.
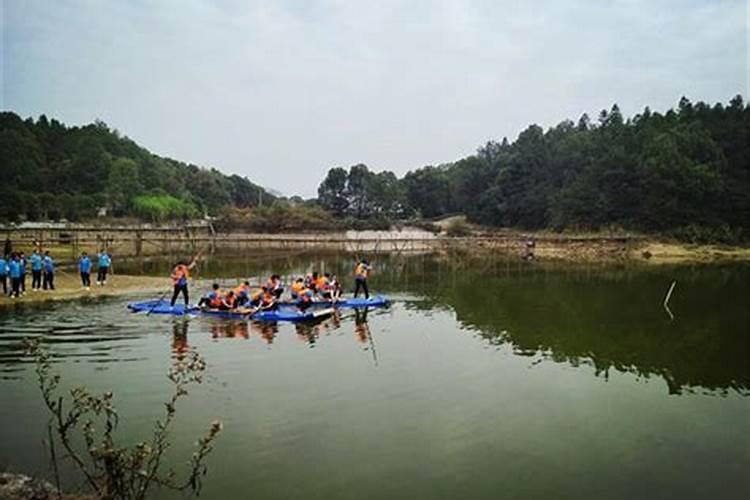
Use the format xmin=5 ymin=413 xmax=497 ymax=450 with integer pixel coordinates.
xmin=353 ymin=259 xmax=371 ymax=299
xmin=248 ymin=285 xmax=277 ymax=310
xmin=198 ymin=283 xmax=223 ymax=309
xmin=170 ymin=259 xmax=198 ymax=306
xmin=221 ymin=290 xmax=238 ymax=310
xmin=317 ymin=273 xmax=332 ymax=300
xmin=248 ymin=287 xmax=264 ymax=308
xmin=290 ymin=278 xmax=306 ymax=300
xmin=234 ymin=281 xmax=252 ymax=306
xmin=259 ymin=286 xmax=278 ymax=310
xmin=296 ymin=288 xmax=315 ymax=312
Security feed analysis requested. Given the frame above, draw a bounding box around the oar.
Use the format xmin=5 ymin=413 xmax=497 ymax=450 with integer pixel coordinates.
xmin=146 ymin=289 xmax=171 ymax=316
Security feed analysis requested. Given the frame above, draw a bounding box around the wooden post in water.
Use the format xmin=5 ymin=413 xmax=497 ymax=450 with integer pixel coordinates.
xmin=663 ymin=280 xmax=677 ymax=320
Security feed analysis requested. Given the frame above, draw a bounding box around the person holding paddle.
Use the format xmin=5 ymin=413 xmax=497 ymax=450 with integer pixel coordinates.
xmin=170 ymin=258 xmax=198 ymax=307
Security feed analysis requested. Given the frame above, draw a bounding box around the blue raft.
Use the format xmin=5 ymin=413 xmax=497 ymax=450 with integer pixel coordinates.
xmin=277 ymin=295 xmax=390 ymax=309
xmin=128 ymin=295 xmax=389 ymax=317
xmin=127 ymin=300 xmax=336 ymax=322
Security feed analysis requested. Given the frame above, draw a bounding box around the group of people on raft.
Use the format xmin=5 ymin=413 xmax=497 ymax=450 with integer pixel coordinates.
xmin=168 ymin=259 xmax=372 ymax=313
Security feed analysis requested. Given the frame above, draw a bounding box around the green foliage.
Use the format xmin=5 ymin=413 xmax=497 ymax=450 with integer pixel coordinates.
xmin=0 ymin=113 xmax=273 ymax=221
xmin=445 ymin=218 xmax=472 ymax=237
xmin=132 ymin=194 xmax=197 ymax=221
xmin=316 ymin=96 xmax=749 ymax=241
xmin=317 ymin=164 xmax=409 ymax=220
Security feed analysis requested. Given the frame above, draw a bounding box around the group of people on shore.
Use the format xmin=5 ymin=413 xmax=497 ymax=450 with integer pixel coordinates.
xmin=0 ymin=249 xmax=113 ymax=298
xmin=77 ymin=251 xmax=113 ymax=289
xmin=168 ymin=258 xmax=372 ymax=313
xmin=0 ymin=250 xmax=55 ymax=298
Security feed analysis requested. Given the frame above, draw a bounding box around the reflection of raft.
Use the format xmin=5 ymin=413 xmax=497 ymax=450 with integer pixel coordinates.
xmin=127 ymin=300 xmax=336 ymax=322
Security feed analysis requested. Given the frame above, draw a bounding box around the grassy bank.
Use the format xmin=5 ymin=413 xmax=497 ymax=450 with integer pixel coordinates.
xmin=0 ymin=273 xmax=168 ymax=309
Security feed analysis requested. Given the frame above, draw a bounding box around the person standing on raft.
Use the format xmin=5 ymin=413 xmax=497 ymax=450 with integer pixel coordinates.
xmin=170 ymin=258 xmax=198 ymax=307
xmin=353 ymin=259 xmax=371 ymax=299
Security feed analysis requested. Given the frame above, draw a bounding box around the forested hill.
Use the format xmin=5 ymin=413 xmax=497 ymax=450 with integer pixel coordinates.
xmin=318 ymin=96 xmax=749 ymax=240
xmin=0 ymin=112 xmax=273 ymax=221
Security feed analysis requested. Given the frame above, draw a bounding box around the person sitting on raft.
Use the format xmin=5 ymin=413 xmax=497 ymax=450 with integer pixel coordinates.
xmin=259 ymin=286 xmax=278 ymax=310
xmin=304 ymin=273 xmax=314 ymax=290
xmin=249 ymin=286 xmax=278 ymax=311
xmin=233 ymin=281 xmax=252 ymax=306
xmin=330 ymin=274 xmax=343 ymax=300
xmin=290 ymin=277 xmax=306 ymax=300
xmin=221 ymin=290 xmax=238 ymax=310
xmin=199 ymin=283 xmax=224 ymax=309
xmin=266 ymin=274 xmax=284 ymax=299
xmin=296 ymin=288 xmax=315 ymax=312
xmin=317 ymin=273 xmax=332 ymax=300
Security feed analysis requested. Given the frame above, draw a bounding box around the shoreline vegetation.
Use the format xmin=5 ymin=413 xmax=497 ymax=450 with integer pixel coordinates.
xmin=0 ymin=228 xmax=747 ymax=310
xmin=2 ymin=96 xmax=748 ymax=248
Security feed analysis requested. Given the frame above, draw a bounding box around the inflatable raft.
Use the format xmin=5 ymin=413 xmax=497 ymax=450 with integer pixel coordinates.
xmin=127 ymin=300 xmax=336 ymax=322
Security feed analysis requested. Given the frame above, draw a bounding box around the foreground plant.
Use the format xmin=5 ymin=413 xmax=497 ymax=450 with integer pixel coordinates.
xmin=25 ymin=339 xmax=222 ymax=500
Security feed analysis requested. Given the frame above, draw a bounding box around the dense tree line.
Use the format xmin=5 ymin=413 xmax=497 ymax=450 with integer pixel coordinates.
xmin=0 ymin=112 xmax=273 ymax=221
xmin=318 ymin=96 xmax=749 ymax=240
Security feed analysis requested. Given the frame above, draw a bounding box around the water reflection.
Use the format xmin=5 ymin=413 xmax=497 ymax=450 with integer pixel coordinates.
xmin=250 ymin=321 xmax=278 ymax=345
xmin=355 ymin=308 xmax=378 ymax=366
xmin=171 ymin=318 xmax=190 ymax=361
xmin=2 ymin=254 xmax=748 ymax=395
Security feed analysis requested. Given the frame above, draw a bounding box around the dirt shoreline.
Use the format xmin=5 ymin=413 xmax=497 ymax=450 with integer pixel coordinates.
xmin=0 ymin=274 xmax=168 ymax=309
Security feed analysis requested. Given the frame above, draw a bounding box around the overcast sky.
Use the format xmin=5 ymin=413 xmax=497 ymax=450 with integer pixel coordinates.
xmin=3 ymin=0 xmax=747 ymax=197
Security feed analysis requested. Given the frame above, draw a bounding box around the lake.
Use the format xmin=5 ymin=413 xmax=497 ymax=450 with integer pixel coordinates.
xmin=0 ymin=253 xmax=748 ymax=499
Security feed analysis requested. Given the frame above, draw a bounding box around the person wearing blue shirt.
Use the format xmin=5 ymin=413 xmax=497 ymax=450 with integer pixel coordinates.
xmin=97 ymin=252 xmax=112 ymax=286
xmin=30 ymin=250 xmax=43 ymax=291
xmin=42 ymin=251 xmax=55 ymax=291
xmin=8 ymin=253 xmax=22 ymax=298
xmin=19 ymin=251 xmax=27 ymax=295
xmin=79 ymin=252 xmax=92 ymax=289
xmin=0 ymin=256 xmax=7 ymax=295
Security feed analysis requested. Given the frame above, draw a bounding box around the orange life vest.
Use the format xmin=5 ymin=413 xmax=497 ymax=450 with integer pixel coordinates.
xmin=355 ymin=263 xmax=368 ymax=278
xmin=209 ymin=289 xmax=223 ymax=308
xmin=172 ymin=264 xmax=189 ymax=285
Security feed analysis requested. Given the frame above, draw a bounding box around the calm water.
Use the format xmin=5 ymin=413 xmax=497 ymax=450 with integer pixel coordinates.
xmin=0 ymin=254 xmax=748 ymax=499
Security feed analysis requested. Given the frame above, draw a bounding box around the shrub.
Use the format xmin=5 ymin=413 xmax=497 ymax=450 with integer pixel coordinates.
xmin=132 ymin=194 xmax=197 ymax=222
xmin=25 ymin=339 xmax=221 ymax=500
xmin=445 ymin=218 xmax=472 ymax=237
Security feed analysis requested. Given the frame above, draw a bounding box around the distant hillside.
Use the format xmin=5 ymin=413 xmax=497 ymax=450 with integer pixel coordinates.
xmin=317 ymin=96 xmax=749 ymax=242
xmin=0 ymin=112 xmax=274 ymax=221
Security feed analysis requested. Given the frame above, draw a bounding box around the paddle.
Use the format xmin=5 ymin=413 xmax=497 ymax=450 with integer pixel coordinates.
xmin=145 ymin=289 xmax=172 ymax=316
